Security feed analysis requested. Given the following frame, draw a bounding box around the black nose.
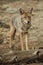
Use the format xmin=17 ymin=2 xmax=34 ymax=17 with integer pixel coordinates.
xmin=28 ymin=21 xmax=30 ymax=23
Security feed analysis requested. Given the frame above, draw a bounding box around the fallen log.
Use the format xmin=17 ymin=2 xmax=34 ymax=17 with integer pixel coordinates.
xmin=0 ymin=49 xmax=43 ymax=64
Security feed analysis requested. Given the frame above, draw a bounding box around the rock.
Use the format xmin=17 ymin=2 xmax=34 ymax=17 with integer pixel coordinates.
xmin=0 ymin=4 xmax=9 ymax=10
xmin=0 ymin=34 xmax=4 ymax=44
xmin=6 ymin=8 xmax=18 ymax=13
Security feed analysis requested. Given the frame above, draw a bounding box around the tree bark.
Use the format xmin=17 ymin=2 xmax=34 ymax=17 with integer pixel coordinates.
xmin=0 ymin=49 xmax=43 ymax=64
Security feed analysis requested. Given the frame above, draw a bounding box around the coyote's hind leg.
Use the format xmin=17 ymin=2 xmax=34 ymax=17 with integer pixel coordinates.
xmin=10 ymin=34 xmax=12 ymax=48
xmin=9 ymin=29 xmax=16 ymax=49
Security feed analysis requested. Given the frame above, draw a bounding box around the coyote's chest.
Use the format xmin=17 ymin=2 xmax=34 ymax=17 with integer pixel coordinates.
xmin=12 ymin=15 xmax=31 ymax=33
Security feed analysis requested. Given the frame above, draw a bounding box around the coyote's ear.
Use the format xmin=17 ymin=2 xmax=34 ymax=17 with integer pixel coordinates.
xmin=19 ymin=8 xmax=24 ymax=14
xmin=29 ymin=8 xmax=33 ymax=14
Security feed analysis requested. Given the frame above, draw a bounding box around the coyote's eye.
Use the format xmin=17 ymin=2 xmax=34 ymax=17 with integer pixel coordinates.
xmin=28 ymin=16 xmax=31 ymax=18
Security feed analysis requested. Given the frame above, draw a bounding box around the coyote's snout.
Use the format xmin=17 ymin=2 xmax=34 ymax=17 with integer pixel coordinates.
xmin=9 ymin=8 xmax=33 ymax=51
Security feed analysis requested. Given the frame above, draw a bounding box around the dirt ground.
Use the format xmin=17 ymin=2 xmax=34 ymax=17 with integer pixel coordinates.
xmin=0 ymin=0 xmax=43 ymax=65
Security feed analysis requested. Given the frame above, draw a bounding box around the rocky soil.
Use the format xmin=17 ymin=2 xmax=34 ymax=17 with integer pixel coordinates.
xmin=0 ymin=0 xmax=43 ymax=65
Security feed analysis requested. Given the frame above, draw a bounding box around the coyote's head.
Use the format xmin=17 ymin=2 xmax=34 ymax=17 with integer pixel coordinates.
xmin=19 ymin=8 xmax=33 ymax=24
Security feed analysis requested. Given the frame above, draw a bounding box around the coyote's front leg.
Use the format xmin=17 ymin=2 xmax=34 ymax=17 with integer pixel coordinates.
xmin=20 ymin=32 xmax=24 ymax=51
xmin=25 ymin=32 xmax=29 ymax=51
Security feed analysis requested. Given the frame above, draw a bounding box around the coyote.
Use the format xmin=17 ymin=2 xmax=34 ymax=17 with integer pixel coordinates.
xmin=9 ymin=8 xmax=33 ymax=51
